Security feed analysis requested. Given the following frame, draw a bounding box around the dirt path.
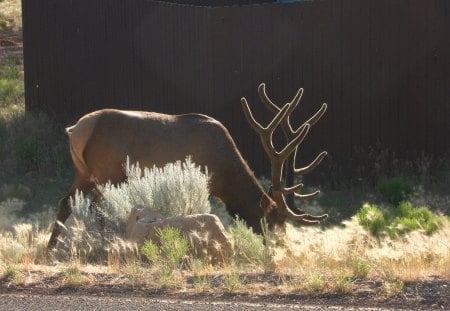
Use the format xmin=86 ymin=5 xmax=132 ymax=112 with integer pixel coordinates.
xmin=0 ymin=273 xmax=448 ymax=310
xmin=0 ymin=293 xmax=417 ymax=311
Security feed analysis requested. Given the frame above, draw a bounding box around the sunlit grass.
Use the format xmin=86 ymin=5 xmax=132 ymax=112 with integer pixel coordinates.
xmin=0 ymin=199 xmax=448 ymax=295
xmin=0 ymin=0 xmax=21 ymax=30
xmin=276 ymin=220 xmax=450 ymax=282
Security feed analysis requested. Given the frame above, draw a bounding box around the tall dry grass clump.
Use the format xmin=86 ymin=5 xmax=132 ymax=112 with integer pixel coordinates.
xmin=276 ymin=218 xmax=450 ymax=285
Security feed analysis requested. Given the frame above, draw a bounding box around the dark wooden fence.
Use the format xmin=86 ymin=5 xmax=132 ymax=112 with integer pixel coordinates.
xmin=22 ymin=0 xmax=450 ymax=178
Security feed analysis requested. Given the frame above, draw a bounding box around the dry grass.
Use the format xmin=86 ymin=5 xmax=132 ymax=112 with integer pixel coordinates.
xmin=275 ymin=220 xmax=450 ymax=283
xmin=0 ymin=207 xmax=448 ymax=297
xmin=0 ymin=0 xmax=21 ymax=30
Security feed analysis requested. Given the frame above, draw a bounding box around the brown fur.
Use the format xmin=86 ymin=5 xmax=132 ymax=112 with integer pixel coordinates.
xmin=48 ymin=109 xmax=281 ymax=249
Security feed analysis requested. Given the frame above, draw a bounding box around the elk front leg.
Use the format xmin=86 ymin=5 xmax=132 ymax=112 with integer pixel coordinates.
xmin=47 ymin=177 xmax=94 ymax=250
xmin=92 ymin=189 xmax=106 ymax=233
xmin=47 ymin=195 xmax=72 ymax=250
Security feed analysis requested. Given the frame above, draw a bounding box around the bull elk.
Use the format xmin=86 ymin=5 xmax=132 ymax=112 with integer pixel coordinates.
xmin=47 ymin=83 xmax=328 ymax=249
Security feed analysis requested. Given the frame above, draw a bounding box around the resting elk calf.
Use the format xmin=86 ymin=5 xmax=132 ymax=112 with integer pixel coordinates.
xmin=47 ymin=83 xmax=328 ymax=249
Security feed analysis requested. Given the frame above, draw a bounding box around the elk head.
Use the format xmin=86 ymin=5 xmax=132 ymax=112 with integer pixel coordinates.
xmin=241 ymin=83 xmax=328 ymax=227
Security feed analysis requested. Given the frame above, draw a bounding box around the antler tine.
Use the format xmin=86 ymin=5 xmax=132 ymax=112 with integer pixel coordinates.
xmin=258 ymin=83 xmax=279 ymax=115
xmin=285 ymin=207 xmax=328 ymax=224
xmin=258 ymin=83 xmax=304 ymax=136
xmin=303 ymin=102 xmax=327 ymax=128
xmin=276 ymin=194 xmax=328 ymax=225
xmin=279 ymin=123 xmax=310 ymax=160
xmin=241 ymin=97 xmax=290 ymax=136
xmin=293 ymin=150 xmax=328 ymax=176
xmin=241 ymin=97 xmax=291 ymax=159
xmin=282 ymin=183 xmax=304 ymax=195
xmin=294 ymin=190 xmax=320 ymax=200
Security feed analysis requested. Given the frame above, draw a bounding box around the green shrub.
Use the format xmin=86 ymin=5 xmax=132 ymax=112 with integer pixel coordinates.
xmin=356 ymin=201 xmax=446 ymax=238
xmin=378 ymin=177 xmax=413 ymax=206
xmin=391 ymin=201 xmax=444 ymax=236
xmin=356 ymin=203 xmax=388 ymax=237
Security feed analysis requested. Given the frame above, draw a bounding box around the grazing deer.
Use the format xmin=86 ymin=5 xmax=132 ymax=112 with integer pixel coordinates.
xmin=47 ymin=83 xmax=328 ymax=249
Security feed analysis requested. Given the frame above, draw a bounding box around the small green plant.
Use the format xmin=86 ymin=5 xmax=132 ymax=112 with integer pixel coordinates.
xmin=260 ymin=217 xmax=275 ymax=273
xmin=138 ymin=227 xmax=189 ymax=278
xmin=2 ymin=264 xmax=22 ymax=283
xmin=156 ymin=227 xmax=189 ymax=272
xmin=63 ymin=263 xmax=87 ymax=285
xmin=140 ymin=240 xmax=159 ymax=263
xmin=333 ymin=273 xmax=354 ymax=293
xmin=222 ymin=268 xmax=243 ymax=291
xmin=351 ymin=257 xmax=371 ymax=279
xmin=382 ymin=279 xmax=404 ymax=297
xmin=378 ymin=177 xmax=413 ymax=206
xmin=190 ymin=258 xmax=211 ymax=289
xmin=229 ymin=217 xmax=267 ymax=268
xmin=301 ymin=273 xmax=325 ymax=293
xmin=123 ymin=259 xmax=144 ymax=285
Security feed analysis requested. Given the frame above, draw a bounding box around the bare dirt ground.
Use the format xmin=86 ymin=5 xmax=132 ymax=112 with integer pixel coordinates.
xmin=1 ymin=27 xmax=449 ymax=311
xmin=0 ymin=269 xmax=448 ymax=310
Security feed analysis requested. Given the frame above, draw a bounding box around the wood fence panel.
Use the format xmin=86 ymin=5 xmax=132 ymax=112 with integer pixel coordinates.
xmin=22 ymin=0 xmax=450 ymax=177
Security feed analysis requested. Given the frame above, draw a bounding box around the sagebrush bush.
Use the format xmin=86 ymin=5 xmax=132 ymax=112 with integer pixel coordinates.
xmin=70 ymin=157 xmax=211 ymax=233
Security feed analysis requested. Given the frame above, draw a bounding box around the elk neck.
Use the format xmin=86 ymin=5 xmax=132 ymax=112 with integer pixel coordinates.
xmin=210 ymin=157 xmax=277 ymax=233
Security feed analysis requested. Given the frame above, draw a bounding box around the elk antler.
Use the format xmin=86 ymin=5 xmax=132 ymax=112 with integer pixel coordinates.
xmin=241 ymin=83 xmax=328 ymax=225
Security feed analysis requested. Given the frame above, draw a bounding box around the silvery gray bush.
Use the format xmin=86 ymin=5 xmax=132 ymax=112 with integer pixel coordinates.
xmin=70 ymin=156 xmax=211 ymax=232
